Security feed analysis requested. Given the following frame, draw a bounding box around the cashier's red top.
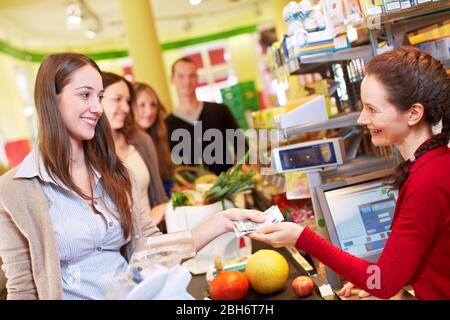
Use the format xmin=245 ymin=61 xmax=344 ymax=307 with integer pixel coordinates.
xmin=296 ymin=146 xmax=450 ymax=300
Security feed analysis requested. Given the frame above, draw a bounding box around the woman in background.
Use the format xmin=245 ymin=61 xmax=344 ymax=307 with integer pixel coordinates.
xmin=101 ymin=72 xmax=168 ymax=225
xmin=133 ymin=82 xmax=174 ymax=197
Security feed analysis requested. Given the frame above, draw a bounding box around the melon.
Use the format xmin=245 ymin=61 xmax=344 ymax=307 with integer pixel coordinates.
xmin=245 ymin=250 xmax=289 ymax=294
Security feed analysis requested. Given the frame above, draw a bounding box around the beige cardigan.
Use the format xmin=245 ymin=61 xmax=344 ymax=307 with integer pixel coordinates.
xmin=0 ymin=165 xmax=161 ymax=300
xmin=128 ymin=130 xmax=169 ymax=207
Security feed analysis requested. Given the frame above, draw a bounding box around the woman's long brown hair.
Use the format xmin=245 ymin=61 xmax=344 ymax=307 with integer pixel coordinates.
xmin=133 ymin=82 xmax=174 ymax=181
xmin=34 ymin=53 xmax=133 ymax=239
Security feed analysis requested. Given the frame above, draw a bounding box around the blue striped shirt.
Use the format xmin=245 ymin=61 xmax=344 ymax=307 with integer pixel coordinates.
xmin=18 ymin=150 xmax=131 ymax=300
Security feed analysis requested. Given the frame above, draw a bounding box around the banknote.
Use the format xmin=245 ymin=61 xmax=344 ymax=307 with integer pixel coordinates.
xmin=233 ymin=205 xmax=284 ymax=237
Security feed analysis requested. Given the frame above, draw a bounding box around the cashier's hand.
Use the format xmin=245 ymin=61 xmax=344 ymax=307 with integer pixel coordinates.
xmin=217 ymin=208 xmax=266 ymax=233
xmin=249 ymin=222 xmax=304 ymax=248
xmin=337 ymin=282 xmax=371 ymax=298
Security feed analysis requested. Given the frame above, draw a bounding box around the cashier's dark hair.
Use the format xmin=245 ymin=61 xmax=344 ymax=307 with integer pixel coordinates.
xmin=366 ymin=46 xmax=450 ymax=189
xmin=34 ymin=53 xmax=133 ymax=239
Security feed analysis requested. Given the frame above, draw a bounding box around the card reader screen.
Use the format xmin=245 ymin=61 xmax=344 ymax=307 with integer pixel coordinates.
xmin=279 ymin=142 xmax=337 ymax=171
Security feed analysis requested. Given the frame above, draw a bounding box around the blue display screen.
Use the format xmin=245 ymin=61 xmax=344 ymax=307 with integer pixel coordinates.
xmin=359 ymin=198 xmax=396 ymax=235
xmin=279 ymin=142 xmax=337 ymax=170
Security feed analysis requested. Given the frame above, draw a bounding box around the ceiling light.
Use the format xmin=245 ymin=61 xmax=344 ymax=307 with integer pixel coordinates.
xmin=67 ymin=15 xmax=82 ymax=29
xmin=23 ymin=106 xmax=35 ymax=117
xmin=189 ymin=0 xmax=202 ymax=6
xmin=85 ymin=30 xmax=96 ymax=39
xmin=66 ymin=0 xmax=102 ymax=37
xmin=67 ymin=3 xmax=82 ymax=30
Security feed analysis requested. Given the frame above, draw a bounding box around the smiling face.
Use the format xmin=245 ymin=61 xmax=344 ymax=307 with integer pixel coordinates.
xmin=358 ymin=75 xmax=411 ymax=147
xmin=101 ymin=80 xmax=131 ymax=130
xmin=135 ymin=89 xmax=158 ymax=129
xmin=57 ymin=65 xmax=104 ymax=144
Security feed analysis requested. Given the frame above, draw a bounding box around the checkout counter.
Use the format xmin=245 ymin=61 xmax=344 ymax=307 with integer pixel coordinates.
xmin=187 ymin=239 xmax=415 ymax=301
xmin=187 ymin=240 xmax=327 ymax=301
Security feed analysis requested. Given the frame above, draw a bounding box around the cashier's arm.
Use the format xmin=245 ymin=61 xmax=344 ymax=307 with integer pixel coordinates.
xmin=191 ymin=209 xmax=265 ymax=252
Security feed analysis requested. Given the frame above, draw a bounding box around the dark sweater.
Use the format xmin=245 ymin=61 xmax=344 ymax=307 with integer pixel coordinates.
xmin=165 ymin=102 xmax=241 ymax=175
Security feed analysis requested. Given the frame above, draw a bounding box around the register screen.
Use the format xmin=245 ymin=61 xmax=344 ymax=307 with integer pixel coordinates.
xmin=324 ymin=180 xmax=398 ymax=258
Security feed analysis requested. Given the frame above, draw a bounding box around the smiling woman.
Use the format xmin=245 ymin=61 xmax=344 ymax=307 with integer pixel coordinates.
xmin=133 ymin=82 xmax=174 ymax=197
xmin=57 ymin=67 xmax=104 ymax=141
xmin=251 ymin=47 xmax=450 ymax=300
xmin=100 ymin=72 xmax=170 ymax=226
xmin=34 ymin=53 xmax=134 ymax=232
xmin=0 ymin=52 xmax=264 ymax=300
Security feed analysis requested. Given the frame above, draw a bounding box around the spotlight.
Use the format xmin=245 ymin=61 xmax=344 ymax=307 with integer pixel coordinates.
xmin=189 ymin=0 xmax=202 ymax=6
xmin=66 ymin=2 xmax=82 ymax=30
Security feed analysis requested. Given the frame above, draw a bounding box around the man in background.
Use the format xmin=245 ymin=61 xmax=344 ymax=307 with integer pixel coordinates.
xmin=166 ymin=57 xmax=243 ymax=175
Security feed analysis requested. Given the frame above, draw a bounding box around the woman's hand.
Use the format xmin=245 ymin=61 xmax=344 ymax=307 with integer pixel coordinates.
xmin=249 ymin=222 xmax=304 ymax=248
xmin=337 ymin=282 xmax=371 ymax=298
xmin=192 ymin=209 xmax=265 ymax=252
xmin=215 ymin=208 xmax=266 ymax=234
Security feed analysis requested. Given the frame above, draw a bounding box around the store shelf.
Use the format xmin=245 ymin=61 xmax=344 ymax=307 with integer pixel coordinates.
xmin=290 ymin=62 xmax=330 ymax=76
xmin=280 ymin=112 xmax=360 ymax=140
xmin=349 ymin=1 xmax=450 ymax=29
xmin=289 ymin=46 xmax=373 ymax=75
xmin=383 ymin=3 xmax=450 ymax=48
xmin=381 ymin=1 xmax=450 ymax=25
xmin=300 ymin=45 xmax=374 ymax=64
xmin=287 ymin=2 xmax=450 ymax=76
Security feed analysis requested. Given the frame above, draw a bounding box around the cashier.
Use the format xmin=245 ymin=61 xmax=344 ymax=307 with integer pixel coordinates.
xmin=0 ymin=53 xmax=264 ymax=300
xmin=251 ymin=46 xmax=450 ymax=300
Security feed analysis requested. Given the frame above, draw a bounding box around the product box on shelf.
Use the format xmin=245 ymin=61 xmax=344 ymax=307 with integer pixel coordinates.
xmin=343 ymin=0 xmax=365 ymax=23
xmin=383 ymin=0 xmax=402 ymax=12
xmin=416 ymin=37 xmax=450 ymax=63
xmin=283 ymin=0 xmax=350 ymax=60
xmin=323 ymin=0 xmax=346 ymax=28
xmin=407 ymin=20 xmax=450 ymax=46
xmin=400 ymin=0 xmax=413 ymax=9
xmin=416 ymin=0 xmax=432 ymax=4
xmin=251 ymin=107 xmax=286 ymax=129
xmin=286 ymin=33 xmax=350 ymax=60
xmin=277 ymin=95 xmax=329 ymax=129
xmin=360 ymin=0 xmax=383 ymax=16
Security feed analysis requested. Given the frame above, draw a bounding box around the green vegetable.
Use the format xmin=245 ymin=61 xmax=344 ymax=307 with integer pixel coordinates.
xmin=204 ymin=163 xmax=255 ymax=205
xmin=171 ymin=191 xmax=189 ymax=209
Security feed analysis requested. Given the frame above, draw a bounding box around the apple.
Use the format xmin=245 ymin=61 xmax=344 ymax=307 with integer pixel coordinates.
xmin=291 ymin=276 xmax=314 ymax=298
